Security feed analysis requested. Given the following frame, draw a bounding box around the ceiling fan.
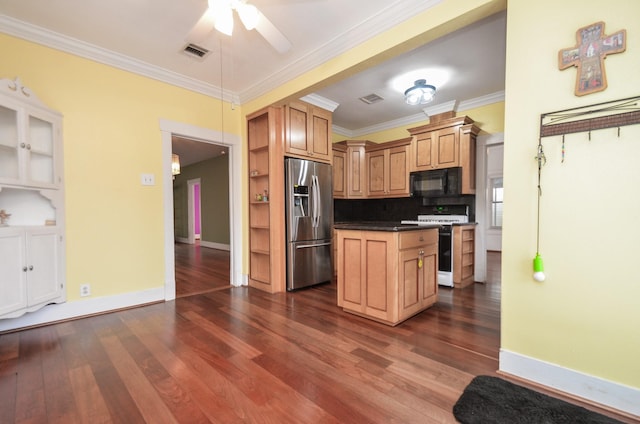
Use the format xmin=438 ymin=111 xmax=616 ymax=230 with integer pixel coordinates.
xmin=188 ymin=0 xmax=292 ymax=54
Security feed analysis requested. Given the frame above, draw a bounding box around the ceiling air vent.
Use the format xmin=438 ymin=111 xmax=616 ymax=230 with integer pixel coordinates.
xmin=182 ymin=43 xmax=210 ymax=59
xmin=359 ymin=93 xmax=384 ymax=105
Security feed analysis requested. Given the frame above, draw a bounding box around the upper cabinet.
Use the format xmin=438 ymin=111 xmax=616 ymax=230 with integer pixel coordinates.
xmin=411 ymin=125 xmax=459 ymax=170
xmin=408 ymin=115 xmax=480 ymax=195
xmin=365 ymin=137 xmax=411 ymax=198
xmin=0 ymin=81 xmax=62 ymax=190
xmin=284 ymin=100 xmax=332 ymax=163
xmin=332 ymin=140 xmax=371 ymax=199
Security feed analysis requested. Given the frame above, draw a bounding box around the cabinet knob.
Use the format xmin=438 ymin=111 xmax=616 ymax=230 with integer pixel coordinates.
xmin=23 ymin=266 xmax=28 ymax=272
xmin=29 ymin=265 xmax=34 ymax=271
xmin=26 ymin=143 xmax=31 ymax=150
xmin=20 ymin=142 xmax=26 ymax=148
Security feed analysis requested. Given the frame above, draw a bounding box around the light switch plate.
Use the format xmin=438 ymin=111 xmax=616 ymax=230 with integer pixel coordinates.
xmin=141 ymin=173 xmax=155 ymax=186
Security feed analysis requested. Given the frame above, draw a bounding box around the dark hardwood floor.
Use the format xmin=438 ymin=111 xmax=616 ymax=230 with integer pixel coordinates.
xmin=175 ymin=242 xmax=231 ymax=298
xmin=1 ymin=251 xmax=632 ymax=423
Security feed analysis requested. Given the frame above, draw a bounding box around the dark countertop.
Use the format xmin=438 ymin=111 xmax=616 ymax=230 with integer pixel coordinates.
xmin=333 ymin=221 xmax=441 ymax=232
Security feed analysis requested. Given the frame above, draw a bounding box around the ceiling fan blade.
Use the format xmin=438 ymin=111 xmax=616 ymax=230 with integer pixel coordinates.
xmin=187 ymin=9 xmax=216 ymax=43
xmin=254 ymin=11 xmax=292 ymax=54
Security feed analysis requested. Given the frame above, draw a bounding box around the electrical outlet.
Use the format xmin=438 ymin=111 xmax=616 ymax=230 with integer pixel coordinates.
xmin=141 ymin=173 xmax=155 ymax=186
xmin=80 ymin=284 xmax=91 ymax=297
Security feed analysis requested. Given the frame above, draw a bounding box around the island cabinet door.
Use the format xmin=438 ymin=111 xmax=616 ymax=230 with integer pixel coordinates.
xmin=398 ymin=243 xmax=438 ymax=322
xmin=337 ymin=231 xmax=396 ymax=323
xmin=337 ymin=233 xmax=364 ymax=311
xmin=398 ymin=248 xmax=424 ymax=321
xmin=361 ymin=236 xmax=396 ymax=323
xmin=420 ymin=244 xmax=438 ymax=307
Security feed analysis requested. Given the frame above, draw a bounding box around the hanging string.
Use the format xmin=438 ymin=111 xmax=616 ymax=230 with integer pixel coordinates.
xmin=218 ymin=38 xmax=227 ymax=148
xmin=535 ymin=139 xmax=546 ymax=253
xmin=561 ymin=135 xmax=565 ymax=163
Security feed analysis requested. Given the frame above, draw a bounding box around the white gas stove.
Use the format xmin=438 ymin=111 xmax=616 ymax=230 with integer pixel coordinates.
xmin=401 ymin=214 xmax=469 ymax=288
xmin=401 ymin=214 xmax=469 ymax=226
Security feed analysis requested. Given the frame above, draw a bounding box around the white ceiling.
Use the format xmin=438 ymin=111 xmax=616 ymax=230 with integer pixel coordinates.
xmin=0 ymin=0 xmax=506 ymax=164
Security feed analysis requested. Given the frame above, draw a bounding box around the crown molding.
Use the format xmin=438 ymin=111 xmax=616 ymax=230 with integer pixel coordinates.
xmin=0 ymin=15 xmax=240 ymax=104
xmin=332 ymin=91 xmax=505 ymax=138
xmin=299 ymin=93 xmax=340 ymax=112
xmin=423 ymin=100 xmax=459 ymax=117
xmin=236 ymin=0 xmax=443 ymax=103
xmin=458 ymin=90 xmax=505 ymax=111
xmin=1 ymin=0 xmax=442 ymax=107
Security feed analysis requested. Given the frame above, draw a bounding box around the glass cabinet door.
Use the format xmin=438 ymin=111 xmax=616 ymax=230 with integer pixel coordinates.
xmin=0 ymin=102 xmax=57 ymax=188
xmin=0 ymin=104 xmax=19 ymax=181
xmin=27 ymin=114 xmax=55 ymax=185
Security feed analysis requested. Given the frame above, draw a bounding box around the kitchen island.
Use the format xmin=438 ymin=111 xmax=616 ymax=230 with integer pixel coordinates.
xmin=334 ymin=222 xmax=439 ymax=326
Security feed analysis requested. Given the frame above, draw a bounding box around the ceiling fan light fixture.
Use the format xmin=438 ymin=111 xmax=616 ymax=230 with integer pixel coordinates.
xmin=404 ymin=79 xmax=436 ymax=105
xmin=214 ymin=5 xmax=234 ymax=36
xmin=236 ymin=3 xmax=260 ymax=30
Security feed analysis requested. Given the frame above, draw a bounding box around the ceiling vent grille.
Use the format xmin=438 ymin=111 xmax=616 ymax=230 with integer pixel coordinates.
xmin=359 ymin=93 xmax=384 ymax=104
xmin=182 ymin=43 xmax=210 ymax=59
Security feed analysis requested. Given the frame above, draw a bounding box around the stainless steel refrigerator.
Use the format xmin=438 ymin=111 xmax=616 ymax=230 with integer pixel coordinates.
xmin=285 ymin=158 xmax=333 ymax=291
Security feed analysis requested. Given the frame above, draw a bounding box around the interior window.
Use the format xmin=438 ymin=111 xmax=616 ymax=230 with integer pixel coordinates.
xmin=490 ymin=177 xmax=503 ymax=228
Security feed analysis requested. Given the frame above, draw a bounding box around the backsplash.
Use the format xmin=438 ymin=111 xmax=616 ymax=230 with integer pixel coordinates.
xmin=334 ymin=195 xmax=476 ymax=222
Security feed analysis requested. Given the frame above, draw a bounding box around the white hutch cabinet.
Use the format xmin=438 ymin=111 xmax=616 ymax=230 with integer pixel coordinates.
xmin=0 ymin=78 xmax=66 ymax=319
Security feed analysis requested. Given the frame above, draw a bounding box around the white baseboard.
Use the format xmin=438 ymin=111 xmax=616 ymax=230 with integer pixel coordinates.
xmin=200 ymin=241 xmax=230 ymax=251
xmin=0 ymin=287 xmax=165 ymax=332
xmin=233 ymin=272 xmax=248 ymax=287
xmin=500 ymin=349 xmax=640 ymax=417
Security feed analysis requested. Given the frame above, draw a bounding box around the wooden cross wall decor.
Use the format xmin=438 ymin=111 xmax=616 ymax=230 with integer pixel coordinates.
xmin=558 ymin=22 xmax=626 ymax=96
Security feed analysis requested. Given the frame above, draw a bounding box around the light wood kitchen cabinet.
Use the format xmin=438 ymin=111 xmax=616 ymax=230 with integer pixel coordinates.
xmin=365 ymin=137 xmax=411 ymax=198
xmin=332 ymin=140 xmax=370 ymax=199
xmin=284 ymin=100 xmax=332 ymax=164
xmin=336 ymin=227 xmax=438 ymax=326
xmin=247 ymin=106 xmax=286 ymax=293
xmin=412 ymin=125 xmax=459 ymax=170
xmin=248 ymin=99 xmax=333 ymax=293
xmin=332 ymin=144 xmax=346 ymax=198
xmin=0 ymin=78 xmax=66 ymax=319
xmin=453 ymin=225 xmax=475 ymax=288
xmin=408 ymin=115 xmax=480 ymax=194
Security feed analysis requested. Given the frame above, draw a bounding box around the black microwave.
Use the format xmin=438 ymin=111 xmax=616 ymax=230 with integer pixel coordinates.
xmin=410 ymin=167 xmax=462 ymax=197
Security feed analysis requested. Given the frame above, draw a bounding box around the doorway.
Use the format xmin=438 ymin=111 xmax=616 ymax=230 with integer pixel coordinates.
xmin=173 ymin=178 xmax=202 ymax=244
xmin=160 ymin=119 xmax=244 ymax=301
xmin=475 ymin=133 xmax=504 ymax=283
xmin=190 ymin=179 xmax=201 ymax=241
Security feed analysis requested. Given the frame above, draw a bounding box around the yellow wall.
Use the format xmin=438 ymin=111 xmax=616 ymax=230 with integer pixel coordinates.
xmin=0 ymin=33 xmax=241 ymax=301
xmin=503 ymin=1 xmax=640 ymax=387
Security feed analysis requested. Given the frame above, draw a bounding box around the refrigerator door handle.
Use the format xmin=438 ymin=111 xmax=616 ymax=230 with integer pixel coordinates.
xmin=295 ymin=242 xmax=332 ymax=249
xmin=311 ymin=175 xmax=320 ymax=228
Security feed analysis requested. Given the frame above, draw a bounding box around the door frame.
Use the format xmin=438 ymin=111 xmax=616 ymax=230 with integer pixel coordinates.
xmin=160 ymin=119 xmax=245 ymax=301
xmin=187 ymin=178 xmax=201 ymax=244
xmin=475 ymin=132 xmax=504 ymax=283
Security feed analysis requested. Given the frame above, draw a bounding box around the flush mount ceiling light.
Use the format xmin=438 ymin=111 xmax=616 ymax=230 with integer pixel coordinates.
xmin=404 ymin=79 xmax=436 ymax=105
